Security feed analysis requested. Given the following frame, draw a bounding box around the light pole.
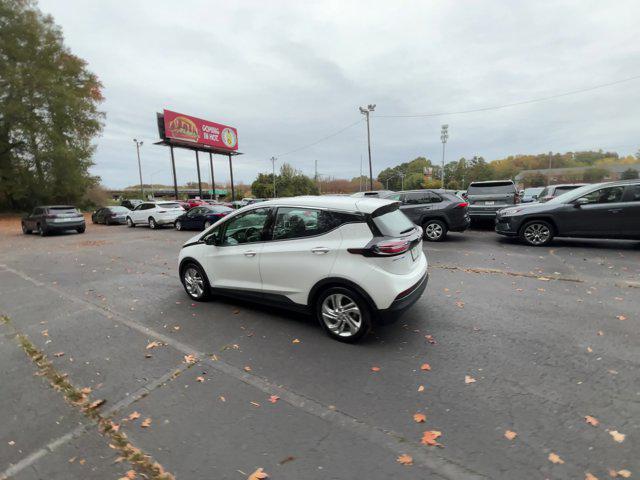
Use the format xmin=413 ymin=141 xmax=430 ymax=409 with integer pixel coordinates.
xmin=359 ymin=104 xmax=376 ymax=190
xmin=547 ymin=151 xmax=552 ymax=185
xmin=133 ymin=139 xmax=144 ymax=198
xmin=440 ymin=125 xmax=449 ymax=189
xmin=270 ymin=156 xmax=277 ymax=198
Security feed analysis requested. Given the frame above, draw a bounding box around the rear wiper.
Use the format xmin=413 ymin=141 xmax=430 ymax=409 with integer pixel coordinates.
xmin=400 ymin=227 xmax=415 ymax=234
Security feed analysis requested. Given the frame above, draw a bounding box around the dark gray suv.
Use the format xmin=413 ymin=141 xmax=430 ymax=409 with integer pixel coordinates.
xmin=495 ymin=180 xmax=640 ymax=246
xmin=383 ymin=190 xmax=470 ymax=241
xmin=466 ymin=180 xmax=519 ymax=219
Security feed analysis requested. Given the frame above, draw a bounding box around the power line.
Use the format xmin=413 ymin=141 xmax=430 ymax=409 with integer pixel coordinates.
xmin=276 ymin=119 xmax=363 ymax=157
xmin=375 ymin=74 xmax=640 ymax=118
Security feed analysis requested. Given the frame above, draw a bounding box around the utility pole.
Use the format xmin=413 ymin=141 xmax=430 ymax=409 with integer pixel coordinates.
xmin=440 ymin=125 xmax=449 ymax=189
xmin=359 ymin=155 xmax=363 ymax=192
xmin=399 ymin=171 xmax=405 ymax=190
xmin=547 ymin=151 xmax=552 ymax=185
xmin=359 ymin=104 xmax=376 ymax=190
xmin=133 ymin=139 xmax=144 ymax=198
xmin=270 ymin=156 xmax=277 ymax=198
xmin=314 ymin=159 xmax=318 ymax=192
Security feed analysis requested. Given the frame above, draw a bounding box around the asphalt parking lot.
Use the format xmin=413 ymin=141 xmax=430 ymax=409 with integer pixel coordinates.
xmin=1 ymin=220 xmax=638 ymax=480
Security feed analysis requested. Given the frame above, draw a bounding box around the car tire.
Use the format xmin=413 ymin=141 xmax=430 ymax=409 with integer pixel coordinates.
xmin=149 ymin=217 xmax=157 ymax=229
xmin=37 ymin=224 xmax=47 ymax=236
xmin=22 ymin=223 xmax=32 ymax=234
xmin=127 ymin=217 xmax=135 ymax=228
xmin=422 ymin=219 xmax=448 ymax=242
xmin=175 ymin=220 xmax=183 ymax=231
xmin=180 ymin=262 xmax=212 ymax=301
xmin=316 ymin=286 xmax=372 ymax=343
xmin=519 ymin=220 xmax=554 ymax=246
xmin=204 ymin=220 xmax=212 ymax=229
xmin=105 ymin=217 xmax=111 ymax=226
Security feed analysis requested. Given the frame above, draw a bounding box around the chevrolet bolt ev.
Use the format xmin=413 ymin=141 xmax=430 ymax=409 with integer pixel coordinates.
xmin=178 ymin=196 xmax=429 ymax=342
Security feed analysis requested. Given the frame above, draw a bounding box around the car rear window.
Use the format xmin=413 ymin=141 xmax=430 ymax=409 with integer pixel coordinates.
xmin=159 ymin=203 xmax=181 ymax=209
xmin=48 ymin=207 xmax=79 ymax=213
xmin=372 ymin=207 xmax=415 ymax=236
xmin=554 ymin=186 xmax=581 ymax=194
xmin=467 ymin=182 xmax=516 ymax=195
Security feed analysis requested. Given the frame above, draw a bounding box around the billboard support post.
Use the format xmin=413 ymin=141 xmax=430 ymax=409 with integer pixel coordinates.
xmin=195 ymin=150 xmax=202 ymax=198
xmin=209 ymin=153 xmax=215 ymax=200
xmin=170 ymin=146 xmax=178 ymax=200
xmin=228 ymin=153 xmax=235 ymax=202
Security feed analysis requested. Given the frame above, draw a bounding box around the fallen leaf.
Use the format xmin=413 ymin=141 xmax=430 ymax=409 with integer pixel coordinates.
xmin=425 ymin=334 xmax=437 ymax=344
xmin=421 ymin=430 xmax=442 ymax=447
xmin=80 ymin=387 xmax=92 ymax=395
xmin=371 ymin=366 xmax=381 ymax=372
xmin=41 ymin=330 xmax=49 ymax=337
xmin=587 ymin=346 xmax=593 ymax=353
xmin=68 ymin=456 xmax=76 ymax=463
xmin=233 ymin=309 xmax=240 ymax=315
xmin=268 ymin=395 xmax=280 ymax=404
xmin=8 ymin=440 xmax=15 ymax=446
xmin=141 ymin=418 xmax=152 ymax=428
xmin=87 ymin=399 xmax=106 ymax=410
xmin=397 ymin=453 xmax=413 ymax=466
xmin=417 ymin=385 xmax=425 ymax=392
xmin=609 ymin=430 xmax=625 ymax=443
xmin=597 ymin=330 xmax=604 ymax=336
xmin=617 ymin=470 xmax=631 ymax=478
xmin=585 ymin=415 xmax=599 ymax=427
xmin=292 ymin=338 xmax=300 ymax=344
xmin=173 ymin=325 xmax=180 ymax=331
xmin=455 ymin=300 xmax=465 ymax=309
xmin=53 ymin=352 xmax=65 ymax=357
xmin=413 ymin=413 xmax=426 ymax=423
xmin=247 ymin=467 xmax=268 ymax=480
xmin=465 ymin=375 xmax=477 ymax=384
xmin=537 ymin=276 xmax=551 ymax=281
xmin=616 ymin=315 xmax=627 ymax=321
xmin=196 ymin=376 xmax=205 ymax=383
xmin=420 ymin=363 xmax=431 ymax=371
xmin=183 ymin=354 xmax=197 ymax=364
xmin=548 ymin=452 xmax=564 ymax=464
xmin=79 ymin=459 xmax=85 ymax=465
xmin=504 ymin=430 xmax=517 ymax=440
xmin=128 ymin=411 xmax=141 ymax=421
xmin=250 ymin=401 xmax=261 ymax=407
xmin=219 ymin=395 xmax=226 ymax=402
xmin=146 ymin=341 xmax=161 ymax=350
xmin=244 ymin=365 xmax=252 ymax=372
xmin=124 ymin=470 xmax=137 ymax=479
xmin=585 ymin=472 xmax=598 ymax=480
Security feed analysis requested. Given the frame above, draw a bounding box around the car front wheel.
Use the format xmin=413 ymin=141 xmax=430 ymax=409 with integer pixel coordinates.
xmin=127 ymin=217 xmax=135 ymax=228
xmin=316 ymin=287 xmax=371 ymax=343
xmin=520 ymin=220 xmax=554 ymax=246
xmin=422 ymin=219 xmax=448 ymax=242
xmin=175 ymin=220 xmax=183 ymax=231
xmin=204 ymin=220 xmax=212 ymax=229
xmin=22 ymin=223 xmax=32 ymax=234
xmin=149 ymin=217 xmax=157 ymax=229
xmin=181 ymin=263 xmax=211 ymax=301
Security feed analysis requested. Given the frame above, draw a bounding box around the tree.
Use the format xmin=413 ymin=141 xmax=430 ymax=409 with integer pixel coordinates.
xmin=521 ymin=172 xmax=547 ymax=188
xmin=0 ymin=0 xmax=104 ymax=210
xmin=621 ymin=168 xmax=639 ymax=180
xmin=250 ymin=163 xmax=318 ymax=198
xmin=377 ymin=157 xmax=433 ymax=190
xmin=582 ymin=168 xmax=609 ymax=182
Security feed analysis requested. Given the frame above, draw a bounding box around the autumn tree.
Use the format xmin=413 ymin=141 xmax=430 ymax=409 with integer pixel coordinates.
xmin=0 ymin=0 xmax=104 ymax=210
xmin=620 ymin=168 xmax=639 ymax=180
xmin=250 ymin=163 xmax=318 ymax=198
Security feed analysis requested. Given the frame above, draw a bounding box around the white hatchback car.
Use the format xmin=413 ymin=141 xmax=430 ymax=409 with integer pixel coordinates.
xmin=178 ymin=196 xmax=428 ymax=342
xmin=126 ymin=201 xmax=184 ymax=229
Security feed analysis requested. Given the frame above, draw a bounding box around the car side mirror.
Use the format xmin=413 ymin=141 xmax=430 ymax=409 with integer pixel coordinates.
xmin=204 ymin=233 xmax=219 ymax=246
xmin=574 ymin=197 xmax=589 ymax=208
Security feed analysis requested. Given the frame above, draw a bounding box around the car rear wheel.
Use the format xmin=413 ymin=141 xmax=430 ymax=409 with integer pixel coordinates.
xmin=77 ymin=226 xmax=85 ymax=234
xmin=204 ymin=220 xmax=212 ymax=229
xmin=181 ymin=263 xmax=211 ymax=301
xmin=316 ymin=287 xmax=371 ymax=343
xmin=127 ymin=217 xmax=135 ymax=228
xmin=22 ymin=223 xmax=32 ymax=234
xmin=175 ymin=220 xmax=183 ymax=231
xmin=149 ymin=217 xmax=157 ymax=229
xmin=37 ymin=224 xmax=47 ymax=236
xmin=422 ymin=219 xmax=447 ymax=242
xmin=520 ymin=220 xmax=554 ymax=246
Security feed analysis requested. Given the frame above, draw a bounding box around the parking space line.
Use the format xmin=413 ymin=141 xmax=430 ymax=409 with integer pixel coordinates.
xmin=0 ymin=262 xmax=487 ymax=480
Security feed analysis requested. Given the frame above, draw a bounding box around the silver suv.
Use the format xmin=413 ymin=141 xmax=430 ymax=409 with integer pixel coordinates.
xmin=466 ymin=180 xmax=519 ymax=219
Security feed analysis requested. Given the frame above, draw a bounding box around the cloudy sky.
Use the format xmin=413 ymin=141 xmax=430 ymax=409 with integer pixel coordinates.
xmin=38 ymin=0 xmax=640 ymax=188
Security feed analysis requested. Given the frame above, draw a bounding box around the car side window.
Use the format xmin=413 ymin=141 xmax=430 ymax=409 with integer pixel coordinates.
xmin=623 ymin=184 xmax=640 ymax=202
xmin=579 ymin=186 xmax=625 ymax=205
xmin=220 ymin=208 xmax=271 ymax=246
xmin=405 ymin=192 xmax=430 ymax=204
xmin=33 ymin=207 xmax=42 ymax=215
xmin=427 ymin=192 xmax=442 ymax=203
xmin=386 ymin=193 xmax=403 ymax=202
xmin=272 ymin=207 xmax=341 ymax=240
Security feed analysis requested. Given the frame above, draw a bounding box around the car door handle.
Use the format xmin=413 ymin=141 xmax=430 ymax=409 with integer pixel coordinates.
xmin=244 ymin=250 xmax=257 ymax=257
xmin=311 ymin=247 xmax=330 ymax=254
xmin=608 ymin=208 xmax=623 ymax=213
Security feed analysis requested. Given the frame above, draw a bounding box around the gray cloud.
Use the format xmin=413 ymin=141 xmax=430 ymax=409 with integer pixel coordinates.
xmin=38 ymin=0 xmax=640 ymax=188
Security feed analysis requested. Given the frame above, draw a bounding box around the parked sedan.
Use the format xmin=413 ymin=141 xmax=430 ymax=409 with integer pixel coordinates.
xmin=174 ymin=205 xmax=233 ymax=231
xmin=495 ymin=180 xmax=640 ymax=246
xmin=382 ymin=190 xmax=469 ymax=241
xmin=91 ymin=206 xmax=129 ymax=225
xmin=22 ymin=205 xmax=85 ymax=236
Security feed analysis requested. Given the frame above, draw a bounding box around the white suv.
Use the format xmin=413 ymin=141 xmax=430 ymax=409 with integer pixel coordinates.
xmin=126 ymin=201 xmax=184 ymax=229
xmin=178 ymin=196 xmax=428 ymax=342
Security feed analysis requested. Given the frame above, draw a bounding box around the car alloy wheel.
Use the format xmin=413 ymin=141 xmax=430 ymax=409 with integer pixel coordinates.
xmin=321 ymin=293 xmax=363 ymax=338
xmin=183 ymin=266 xmax=208 ymax=300
xmin=423 ymin=220 xmax=446 ymax=241
xmin=175 ymin=220 xmax=182 ymax=231
xmin=127 ymin=217 xmax=135 ymax=228
xmin=204 ymin=221 xmax=212 ymax=229
xmin=523 ymin=222 xmax=552 ymax=246
xmin=149 ymin=217 xmax=157 ymax=229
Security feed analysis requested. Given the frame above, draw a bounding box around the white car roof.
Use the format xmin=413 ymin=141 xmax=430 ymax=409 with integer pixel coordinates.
xmin=255 ymin=195 xmax=397 ymax=214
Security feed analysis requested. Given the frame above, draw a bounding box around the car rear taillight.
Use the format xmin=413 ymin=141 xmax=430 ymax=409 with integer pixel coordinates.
xmin=374 ymin=240 xmax=411 ymax=255
xmin=455 ymin=202 xmax=469 ymax=208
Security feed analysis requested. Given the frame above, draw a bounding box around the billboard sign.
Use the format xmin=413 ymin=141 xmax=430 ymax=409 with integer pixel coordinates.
xmin=162 ymin=109 xmax=238 ymax=151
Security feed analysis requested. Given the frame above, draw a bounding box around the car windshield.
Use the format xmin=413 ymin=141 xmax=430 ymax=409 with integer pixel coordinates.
xmin=49 ymin=207 xmax=79 ymax=213
xmin=467 ymin=182 xmax=515 ymax=194
xmin=109 ymin=206 xmax=129 ymax=212
xmin=373 ymin=207 xmax=415 ymax=236
xmin=207 ymin=206 xmax=233 ymax=213
xmin=546 ymin=183 xmax=598 ymax=204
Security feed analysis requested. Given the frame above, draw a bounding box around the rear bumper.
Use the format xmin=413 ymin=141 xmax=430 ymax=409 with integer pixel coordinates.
xmin=376 ymin=271 xmax=429 ymax=324
xmin=44 ymin=220 xmax=85 ymax=231
xmin=469 ymin=206 xmax=506 ymax=218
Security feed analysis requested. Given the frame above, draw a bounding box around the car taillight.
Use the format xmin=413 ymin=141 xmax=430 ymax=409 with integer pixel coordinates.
xmin=455 ymin=202 xmax=469 ymax=208
xmin=373 ymin=239 xmax=411 ymax=256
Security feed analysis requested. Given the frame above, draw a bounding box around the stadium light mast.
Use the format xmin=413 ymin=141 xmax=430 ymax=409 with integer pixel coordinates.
xmin=440 ymin=125 xmax=449 ymax=188
xmin=133 ymin=139 xmax=144 ymax=198
xmin=270 ymin=156 xmax=277 ymax=198
xmin=359 ymin=104 xmax=376 ymax=190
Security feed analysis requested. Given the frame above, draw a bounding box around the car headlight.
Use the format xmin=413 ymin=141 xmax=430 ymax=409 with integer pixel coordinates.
xmin=500 ymin=208 xmax=524 ymax=216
